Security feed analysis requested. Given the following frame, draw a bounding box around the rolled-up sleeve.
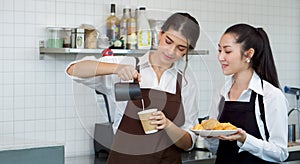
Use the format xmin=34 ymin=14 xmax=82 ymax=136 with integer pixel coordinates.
xmin=65 ymin=56 xmax=123 ymax=95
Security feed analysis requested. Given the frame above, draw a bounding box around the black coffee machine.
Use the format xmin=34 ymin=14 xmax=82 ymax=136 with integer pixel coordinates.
xmin=94 ymin=90 xmax=114 ymax=158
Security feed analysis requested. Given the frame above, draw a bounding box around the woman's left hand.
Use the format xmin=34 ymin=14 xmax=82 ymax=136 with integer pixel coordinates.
xmin=218 ymin=128 xmax=247 ymax=143
xmin=149 ymin=111 xmax=171 ymax=130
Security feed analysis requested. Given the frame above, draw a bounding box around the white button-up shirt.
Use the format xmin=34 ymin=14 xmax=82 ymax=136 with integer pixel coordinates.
xmin=206 ymin=72 xmax=289 ymax=162
xmin=66 ymin=52 xmax=199 ymax=149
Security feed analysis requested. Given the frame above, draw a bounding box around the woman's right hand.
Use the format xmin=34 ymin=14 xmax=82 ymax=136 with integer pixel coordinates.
xmin=114 ymin=64 xmax=141 ymax=82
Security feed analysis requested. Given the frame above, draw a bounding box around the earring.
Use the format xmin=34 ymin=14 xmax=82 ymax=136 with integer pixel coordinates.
xmin=246 ymin=58 xmax=250 ymax=63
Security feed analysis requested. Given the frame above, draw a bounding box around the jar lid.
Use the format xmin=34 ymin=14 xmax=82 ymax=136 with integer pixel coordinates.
xmin=76 ymin=28 xmax=85 ymax=33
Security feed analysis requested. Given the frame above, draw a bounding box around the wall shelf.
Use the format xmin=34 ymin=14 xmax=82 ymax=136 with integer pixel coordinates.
xmin=39 ymin=47 xmax=209 ymax=59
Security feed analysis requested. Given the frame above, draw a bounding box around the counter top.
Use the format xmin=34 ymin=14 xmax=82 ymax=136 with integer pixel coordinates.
xmin=66 ymin=147 xmax=300 ymax=164
xmin=181 ymin=149 xmax=216 ymax=164
xmin=65 ymin=141 xmax=300 ymax=164
xmin=288 ymin=140 xmax=300 ymax=152
xmin=65 ymin=149 xmax=216 ymax=164
xmin=0 ymin=136 xmax=63 ymax=151
xmin=287 ymin=140 xmax=300 ymax=162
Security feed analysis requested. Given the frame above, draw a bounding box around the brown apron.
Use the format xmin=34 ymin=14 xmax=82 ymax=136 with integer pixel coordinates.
xmin=107 ymin=73 xmax=185 ymax=164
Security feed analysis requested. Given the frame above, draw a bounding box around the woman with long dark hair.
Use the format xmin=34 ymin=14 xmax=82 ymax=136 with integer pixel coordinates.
xmin=205 ymin=23 xmax=289 ymax=163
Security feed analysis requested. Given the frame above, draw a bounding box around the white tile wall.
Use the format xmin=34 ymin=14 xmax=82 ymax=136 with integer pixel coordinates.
xmin=0 ymin=0 xmax=299 ymax=157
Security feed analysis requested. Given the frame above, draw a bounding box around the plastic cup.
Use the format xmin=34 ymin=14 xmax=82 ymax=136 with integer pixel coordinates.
xmin=137 ymin=108 xmax=158 ymax=134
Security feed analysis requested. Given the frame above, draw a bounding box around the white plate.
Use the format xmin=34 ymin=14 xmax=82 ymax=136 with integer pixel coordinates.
xmin=191 ymin=129 xmax=238 ymax=137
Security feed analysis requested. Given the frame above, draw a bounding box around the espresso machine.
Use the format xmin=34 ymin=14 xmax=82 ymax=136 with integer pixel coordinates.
xmin=94 ymin=90 xmax=114 ymax=158
xmin=285 ymin=86 xmax=300 ymax=143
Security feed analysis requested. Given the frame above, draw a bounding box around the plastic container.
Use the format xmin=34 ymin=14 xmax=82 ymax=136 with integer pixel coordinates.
xmin=47 ymin=27 xmax=63 ymax=48
xmin=137 ymin=7 xmax=152 ymax=50
xmin=149 ymin=19 xmax=164 ymax=49
xmin=97 ymin=34 xmax=110 ymax=48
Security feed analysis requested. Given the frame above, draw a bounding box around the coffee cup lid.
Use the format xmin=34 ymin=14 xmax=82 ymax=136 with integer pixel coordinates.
xmin=138 ymin=108 xmax=157 ymax=114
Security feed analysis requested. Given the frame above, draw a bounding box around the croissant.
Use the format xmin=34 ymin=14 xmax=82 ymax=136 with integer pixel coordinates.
xmin=193 ymin=118 xmax=237 ymax=130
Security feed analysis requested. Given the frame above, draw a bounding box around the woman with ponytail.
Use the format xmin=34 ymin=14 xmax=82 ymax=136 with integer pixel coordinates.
xmin=205 ymin=24 xmax=289 ymax=163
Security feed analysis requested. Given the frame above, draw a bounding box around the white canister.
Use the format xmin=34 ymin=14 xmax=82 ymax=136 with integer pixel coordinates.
xmin=71 ymin=28 xmax=85 ymax=48
xmin=76 ymin=28 xmax=85 ymax=48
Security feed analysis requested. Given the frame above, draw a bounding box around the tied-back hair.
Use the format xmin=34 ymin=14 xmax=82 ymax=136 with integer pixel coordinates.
xmin=161 ymin=12 xmax=200 ymax=50
xmin=161 ymin=12 xmax=200 ymax=85
xmin=224 ymin=24 xmax=280 ymax=89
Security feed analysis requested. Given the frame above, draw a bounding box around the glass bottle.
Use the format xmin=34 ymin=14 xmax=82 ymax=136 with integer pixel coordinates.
xmin=127 ymin=8 xmax=137 ymax=49
xmin=120 ymin=7 xmax=131 ymax=49
xmin=106 ymin=4 xmax=120 ymax=46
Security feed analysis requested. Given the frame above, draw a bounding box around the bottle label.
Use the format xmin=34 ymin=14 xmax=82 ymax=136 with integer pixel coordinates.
xmin=76 ymin=34 xmax=84 ymax=48
xmin=138 ymin=30 xmax=151 ymax=48
xmin=128 ymin=23 xmax=136 ymax=34
xmin=127 ymin=33 xmax=137 ymax=45
xmin=107 ymin=25 xmax=119 ymax=41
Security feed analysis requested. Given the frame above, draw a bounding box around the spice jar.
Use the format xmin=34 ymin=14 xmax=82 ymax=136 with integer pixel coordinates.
xmin=71 ymin=29 xmax=76 ymax=48
xmin=62 ymin=27 xmax=72 ymax=48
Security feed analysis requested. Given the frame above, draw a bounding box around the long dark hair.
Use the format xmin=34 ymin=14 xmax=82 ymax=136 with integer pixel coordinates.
xmin=224 ymin=23 xmax=280 ymax=88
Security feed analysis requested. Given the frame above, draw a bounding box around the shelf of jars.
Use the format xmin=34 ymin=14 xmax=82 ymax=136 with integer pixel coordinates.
xmin=39 ymin=47 xmax=209 ymax=59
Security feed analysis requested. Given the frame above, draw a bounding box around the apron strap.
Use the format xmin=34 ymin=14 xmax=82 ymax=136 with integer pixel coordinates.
xmin=132 ymin=57 xmax=140 ymax=83
xmin=258 ymin=79 xmax=270 ymax=141
xmin=217 ymin=96 xmax=225 ymax=120
xmin=134 ymin=57 xmax=140 ymax=72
